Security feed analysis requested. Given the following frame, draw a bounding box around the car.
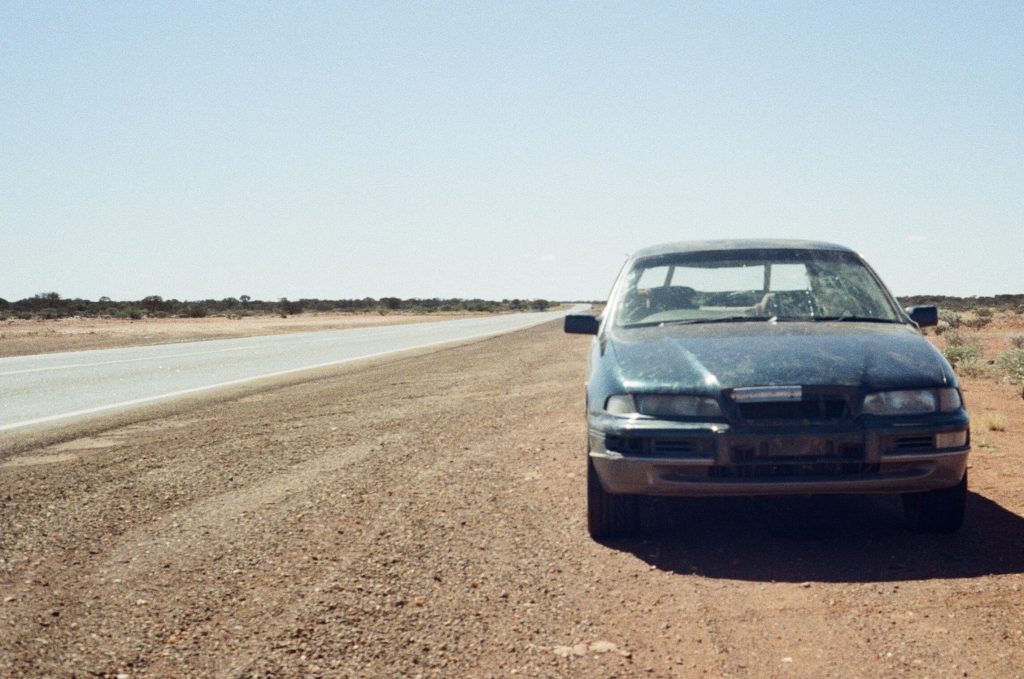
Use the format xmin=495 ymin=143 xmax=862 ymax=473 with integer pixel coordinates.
xmin=564 ymin=239 xmax=970 ymax=538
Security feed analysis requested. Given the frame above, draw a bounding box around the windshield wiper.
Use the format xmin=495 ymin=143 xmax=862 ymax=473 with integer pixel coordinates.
xmin=815 ymin=315 xmax=899 ymax=323
xmin=660 ymin=316 xmax=773 ymax=326
xmin=621 ymin=316 xmax=769 ymax=328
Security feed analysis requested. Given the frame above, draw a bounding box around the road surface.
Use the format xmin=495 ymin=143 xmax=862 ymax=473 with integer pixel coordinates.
xmin=0 ymin=307 xmax=584 ymax=433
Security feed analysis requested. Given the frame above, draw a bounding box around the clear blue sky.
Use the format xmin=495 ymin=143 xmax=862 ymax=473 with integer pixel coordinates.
xmin=2 ymin=1 xmax=1022 ymax=302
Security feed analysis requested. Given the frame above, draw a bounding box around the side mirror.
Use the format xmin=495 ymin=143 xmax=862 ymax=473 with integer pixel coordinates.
xmin=905 ymin=305 xmax=938 ymax=327
xmin=564 ymin=314 xmax=599 ymax=335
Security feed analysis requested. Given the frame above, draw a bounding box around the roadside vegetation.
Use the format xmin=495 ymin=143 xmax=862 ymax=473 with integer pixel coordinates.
xmin=0 ymin=292 xmax=555 ymax=321
xmin=921 ymin=299 xmax=1024 ymax=400
xmin=899 ymin=293 xmax=1024 ymax=314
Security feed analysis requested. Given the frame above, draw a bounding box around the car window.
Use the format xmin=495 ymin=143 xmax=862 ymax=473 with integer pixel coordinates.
xmin=672 ymin=265 xmax=762 ymax=292
xmin=769 ymin=264 xmax=809 ymax=291
xmin=635 ymin=266 xmax=670 ymax=290
xmin=615 ymin=249 xmax=900 ymax=326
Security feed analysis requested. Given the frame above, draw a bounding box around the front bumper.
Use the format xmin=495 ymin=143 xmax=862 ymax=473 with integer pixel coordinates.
xmin=588 ymin=413 xmax=970 ymax=497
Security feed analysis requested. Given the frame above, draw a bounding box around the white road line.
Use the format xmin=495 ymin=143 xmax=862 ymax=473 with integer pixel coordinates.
xmin=0 ymin=321 xmax=541 ymax=433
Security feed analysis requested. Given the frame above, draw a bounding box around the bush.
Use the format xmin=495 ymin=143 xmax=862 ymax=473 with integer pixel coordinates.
xmin=1008 ymin=333 xmax=1024 ymax=349
xmin=117 ymin=307 xmax=143 ymax=320
xmin=934 ymin=320 xmax=951 ymax=335
xmin=962 ymin=307 xmax=993 ymax=329
xmin=942 ymin=330 xmax=983 ymax=376
xmin=944 ymin=328 xmax=969 ymax=347
xmin=938 ymin=309 xmax=961 ymax=328
xmin=186 ymin=306 xmax=208 ymax=318
xmin=995 ymin=348 xmax=1024 ymax=398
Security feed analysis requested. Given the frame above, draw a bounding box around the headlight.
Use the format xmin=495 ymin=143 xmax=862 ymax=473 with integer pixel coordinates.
xmin=604 ymin=394 xmax=722 ymax=418
xmin=861 ymin=388 xmax=961 ymax=415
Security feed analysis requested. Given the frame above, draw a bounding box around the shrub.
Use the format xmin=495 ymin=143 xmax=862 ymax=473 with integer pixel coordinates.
xmin=995 ymin=348 xmax=1024 ymax=398
xmin=944 ymin=328 xmax=969 ymax=347
xmin=954 ymin=357 xmax=988 ymax=379
xmin=117 ymin=307 xmax=143 ymax=320
xmin=938 ymin=309 xmax=961 ymax=328
xmin=186 ymin=306 xmax=208 ymax=318
xmin=942 ymin=330 xmax=983 ymax=376
xmin=1008 ymin=333 xmax=1024 ymax=349
xmin=966 ymin=311 xmax=991 ymax=329
xmin=934 ymin=320 xmax=951 ymax=335
xmin=977 ymin=412 xmax=1008 ymax=432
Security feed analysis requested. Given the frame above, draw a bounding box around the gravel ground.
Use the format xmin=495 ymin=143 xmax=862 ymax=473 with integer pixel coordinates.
xmin=2 ymin=321 xmax=1023 ymax=677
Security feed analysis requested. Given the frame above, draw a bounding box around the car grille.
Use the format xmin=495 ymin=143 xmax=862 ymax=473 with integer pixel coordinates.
xmin=736 ymin=397 xmax=847 ymax=422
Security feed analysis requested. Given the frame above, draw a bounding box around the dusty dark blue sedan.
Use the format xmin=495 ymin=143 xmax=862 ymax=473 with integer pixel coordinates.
xmin=565 ymin=240 xmax=970 ymax=538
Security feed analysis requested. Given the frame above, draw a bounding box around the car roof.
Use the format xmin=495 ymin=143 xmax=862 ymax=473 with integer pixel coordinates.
xmin=630 ymin=239 xmax=856 ymax=259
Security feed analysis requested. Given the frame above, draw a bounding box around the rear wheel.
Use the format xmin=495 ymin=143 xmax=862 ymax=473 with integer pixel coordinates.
xmin=587 ymin=457 xmax=638 ymax=538
xmin=902 ymin=471 xmax=967 ymax=534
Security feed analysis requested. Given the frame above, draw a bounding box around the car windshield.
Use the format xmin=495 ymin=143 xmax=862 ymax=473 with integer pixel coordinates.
xmin=614 ymin=248 xmax=901 ymax=328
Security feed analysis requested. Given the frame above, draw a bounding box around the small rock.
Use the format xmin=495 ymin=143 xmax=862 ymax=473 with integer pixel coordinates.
xmin=590 ymin=640 xmax=618 ymax=653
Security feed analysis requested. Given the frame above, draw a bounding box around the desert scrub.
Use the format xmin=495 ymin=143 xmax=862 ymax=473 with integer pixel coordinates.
xmin=938 ymin=309 xmax=962 ymax=329
xmin=995 ymin=348 xmax=1024 ymax=398
xmin=1009 ymin=333 xmax=1024 ymax=349
xmin=976 ymin=412 xmax=1008 ymax=432
xmin=942 ymin=329 xmax=985 ymax=376
xmin=963 ymin=307 xmax=994 ymax=330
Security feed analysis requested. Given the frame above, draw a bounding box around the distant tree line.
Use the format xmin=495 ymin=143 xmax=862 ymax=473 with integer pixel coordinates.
xmin=0 ymin=293 xmax=553 ymax=320
xmin=897 ymin=294 xmax=1024 ymax=314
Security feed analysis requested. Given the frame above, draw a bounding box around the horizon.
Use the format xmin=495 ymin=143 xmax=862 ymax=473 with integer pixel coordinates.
xmin=3 ymin=3 xmax=1022 ymax=301
xmin=4 ymin=290 xmax=1024 ymax=308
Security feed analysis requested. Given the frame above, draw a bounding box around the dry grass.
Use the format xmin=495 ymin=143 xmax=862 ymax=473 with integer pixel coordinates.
xmin=977 ymin=412 xmax=1008 ymax=432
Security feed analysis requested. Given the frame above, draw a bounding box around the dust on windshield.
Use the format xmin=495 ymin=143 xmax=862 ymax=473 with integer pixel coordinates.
xmin=614 ymin=249 xmax=901 ymax=328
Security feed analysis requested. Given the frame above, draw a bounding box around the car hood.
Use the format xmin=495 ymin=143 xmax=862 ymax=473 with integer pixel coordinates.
xmin=606 ymin=322 xmax=954 ymax=393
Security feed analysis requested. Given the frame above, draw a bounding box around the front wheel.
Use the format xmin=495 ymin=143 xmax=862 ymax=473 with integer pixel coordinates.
xmin=587 ymin=457 xmax=638 ymax=538
xmin=902 ymin=471 xmax=967 ymax=534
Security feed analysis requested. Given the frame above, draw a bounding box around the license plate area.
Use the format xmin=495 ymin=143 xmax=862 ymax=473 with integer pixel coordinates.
xmin=731 ymin=436 xmax=862 ymax=462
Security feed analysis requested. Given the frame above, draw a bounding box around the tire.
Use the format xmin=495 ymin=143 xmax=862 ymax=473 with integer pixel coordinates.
xmin=902 ymin=471 xmax=967 ymax=534
xmin=587 ymin=457 xmax=638 ymax=539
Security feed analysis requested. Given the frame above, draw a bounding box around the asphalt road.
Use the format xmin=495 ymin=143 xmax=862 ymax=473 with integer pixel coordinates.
xmin=0 ymin=307 xmax=585 ymax=433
